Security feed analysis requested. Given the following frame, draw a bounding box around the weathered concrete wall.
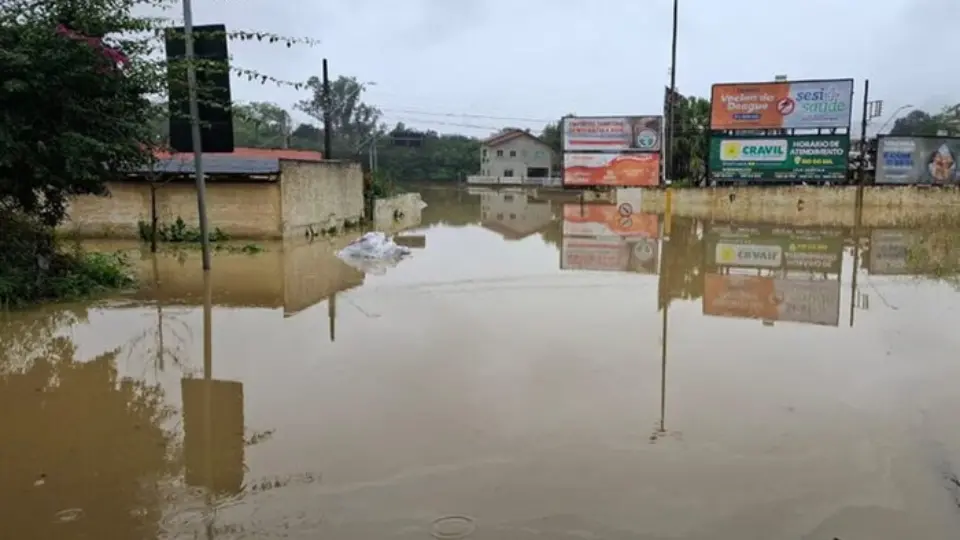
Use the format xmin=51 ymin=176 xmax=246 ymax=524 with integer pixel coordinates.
xmin=281 ymin=237 xmax=364 ymax=317
xmin=638 ymin=186 xmax=960 ymax=227
xmin=63 ymin=181 xmax=282 ymax=239
xmin=372 ymin=192 xmax=425 ymax=233
xmin=88 ymin=239 xmax=363 ymax=311
xmin=280 ymin=160 xmax=364 ymax=238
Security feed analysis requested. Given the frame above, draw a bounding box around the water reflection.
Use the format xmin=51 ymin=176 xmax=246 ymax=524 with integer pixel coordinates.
xmin=7 ymin=187 xmax=960 ymax=538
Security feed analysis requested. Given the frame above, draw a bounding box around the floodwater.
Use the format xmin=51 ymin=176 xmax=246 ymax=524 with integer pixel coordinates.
xmin=3 ymin=187 xmax=960 ymax=539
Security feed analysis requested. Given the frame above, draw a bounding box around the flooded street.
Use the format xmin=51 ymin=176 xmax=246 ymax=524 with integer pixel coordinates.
xmin=4 ymin=187 xmax=960 ymax=539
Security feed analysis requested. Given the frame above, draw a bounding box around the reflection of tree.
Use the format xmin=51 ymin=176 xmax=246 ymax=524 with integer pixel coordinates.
xmin=658 ymin=217 xmax=705 ymax=309
xmin=0 ymin=308 xmax=177 ymax=538
xmin=420 ymin=189 xmax=481 ymax=227
xmin=907 ymin=230 xmax=960 ymax=288
xmin=124 ymin=305 xmax=193 ymax=376
xmin=539 ymin=218 xmax=562 ymax=249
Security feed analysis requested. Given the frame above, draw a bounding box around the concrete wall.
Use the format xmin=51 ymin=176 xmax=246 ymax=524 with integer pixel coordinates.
xmin=63 ymin=180 xmax=282 ymax=239
xmin=638 ymin=186 xmax=960 ymax=227
xmin=372 ymin=192 xmax=425 ymax=233
xmin=103 ymin=239 xmax=363 ymax=312
xmin=280 ymin=160 xmax=363 ymax=238
xmin=63 ymin=160 xmax=364 ymax=240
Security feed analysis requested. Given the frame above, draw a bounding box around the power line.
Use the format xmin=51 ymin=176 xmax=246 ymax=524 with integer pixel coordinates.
xmin=382 ymin=116 xmax=506 ymax=132
xmin=379 ymin=107 xmax=554 ymax=124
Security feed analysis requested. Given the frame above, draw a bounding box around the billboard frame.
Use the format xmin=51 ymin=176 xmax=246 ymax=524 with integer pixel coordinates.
xmin=560 ymin=114 xmax=664 ymax=189
xmin=875 ymin=133 xmax=960 ymax=186
xmin=708 ymin=133 xmax=851 ymax=184
xmin=709 ymin=77 xmax=855 ymax=131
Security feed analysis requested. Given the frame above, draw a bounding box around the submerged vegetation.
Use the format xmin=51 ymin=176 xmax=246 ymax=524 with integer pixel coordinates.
xmin=138 ymin=217 xmax=264 ymax=254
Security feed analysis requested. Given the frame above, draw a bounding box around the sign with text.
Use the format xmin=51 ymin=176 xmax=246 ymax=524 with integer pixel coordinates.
xmin=562 ymin=116 xmax=662 ymax=152
xmin=710 ymin=79 xmax=854 ymax=130
xmin=562 ymin=203 xmax=660 ymax=238
xmin=876 ymin=136 xmax=960 ymax=184
xmin=561 ymin=236 xmax=659 ymax=274
xmin=705 ymin=224 xmax=844 ymax=274
xmin=563 ymin=152 xmax=660 ymax=187
xmin=710 ymin=135 xmax=850 ymax=181
xmin=703 ymin=274 xmax=840 ymax=326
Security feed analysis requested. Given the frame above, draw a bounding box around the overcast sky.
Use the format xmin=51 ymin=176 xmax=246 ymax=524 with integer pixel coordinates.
xmin=170 ymin=0 xmax=957 ymax=136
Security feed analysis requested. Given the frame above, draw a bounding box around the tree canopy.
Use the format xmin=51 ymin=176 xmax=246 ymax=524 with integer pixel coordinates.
xmin=889 ymin=105 xmax=960 ymax=136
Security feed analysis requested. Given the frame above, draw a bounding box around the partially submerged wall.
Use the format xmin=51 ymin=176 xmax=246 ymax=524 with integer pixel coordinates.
xmin=638 ymin=186 xmax=960 ymax=227
xmin=63 ymin=180 xmax=282 ymax=239
xmin=280 ymin=160 xmax=363 ymax=238
xmin=372 ymin=192 xmax=425 ymax=234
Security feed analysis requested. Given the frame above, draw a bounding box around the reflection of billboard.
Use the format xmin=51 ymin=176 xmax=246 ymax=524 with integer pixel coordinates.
xmin=866 ymin=228 xmax=958 ymax=276
xmin=182 ymin=379 xmax=245 ymax=495
xmin=563 ymin=153 xmax=660 ymax=187
xmin=703 ymin=274 xmax=840 ymax=326
xmin=562 ymin=204 xmax=659 ymax=238
xmin=705 ymin=225 xmax=844 ymax=273
xmin=709 ymin=135 xmax=849 ymax=181
xmin=562 ymin=116 xmax=662 ymax=152
xmin=876 ymin=136 xmax=960 ymax=185
xmin=710 ymin=79 xmax=854 ymax=129
xmin=561 ymin=236 xmax=659 ymax=274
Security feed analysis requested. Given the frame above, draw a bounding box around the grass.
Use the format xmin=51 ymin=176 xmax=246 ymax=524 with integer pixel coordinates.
xmin=137 ymin=216 xmax=264 ymax=254
xmin=0 ymin=249 xmax=135 ymax=309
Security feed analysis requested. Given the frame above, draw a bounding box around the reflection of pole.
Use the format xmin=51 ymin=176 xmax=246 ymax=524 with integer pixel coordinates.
xmin=328 ymin=292 xmax=336 ymax=342
xmin=659 ymin=302 xmax=668 ymax=434
xmin=849 ymin=199 xmax=863 ymax=327
xmin=153 ymin=254 xmax=164 ymax=371
xmin=201 ymin=269 xmax=213 ymax=538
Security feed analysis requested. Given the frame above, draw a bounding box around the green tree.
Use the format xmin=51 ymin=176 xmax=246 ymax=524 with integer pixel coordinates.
xmin=890 ymin=106 xmax=960 ymax=136
xmin=667 ymin=94 xmax=711 ymax=184
xmin=233 ymin=101 xmax=293 ymax=148
xmin=296 ymin=75 xmax=381 ymax=155
xmin=0 ymin=0 xmax=159 ymax=226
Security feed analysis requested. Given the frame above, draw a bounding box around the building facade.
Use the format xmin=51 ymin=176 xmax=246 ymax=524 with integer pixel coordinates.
xmin=479 ymin=130 xmax=556 ymax=180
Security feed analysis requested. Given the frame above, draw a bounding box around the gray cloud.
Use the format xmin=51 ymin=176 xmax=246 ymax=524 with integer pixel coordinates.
xmin=157 ymin=0 xmax=957 ymax=135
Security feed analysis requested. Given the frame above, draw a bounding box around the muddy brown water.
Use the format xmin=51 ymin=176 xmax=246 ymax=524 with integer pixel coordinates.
xmin=3 ymin=187 xmax=960 ymax=539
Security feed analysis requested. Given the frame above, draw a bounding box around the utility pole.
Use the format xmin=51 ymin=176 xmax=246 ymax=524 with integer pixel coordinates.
xmin=181 ymin=0 xmax=211 ymax=270
xmin=858 ymin=79 xmax=869 ymax=188
xmin=666 ymin=0 xmax=679 ymax=183
xmin=322 ymin=58 xmax=332 ymax=159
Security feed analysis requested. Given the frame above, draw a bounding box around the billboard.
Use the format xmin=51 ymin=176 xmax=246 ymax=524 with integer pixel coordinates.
xmin=563 ymin=152 xmax=660 ymax=187
xmin=702 ymin=274 xmax=841 ymax=326
xmin=562 ymin=116 xmax=662 ymax=152
xmin=709 ymin=135 xmax=849 ymax=181
xmin=875 ymin=136 xmax=960 ymax=184
xmin=561 ymin=236 xmax=659 ymax=274
xmin=562 ymin=204 xmax=660 ymax=238
xmin=705 ymin=225 xmax=844 ymax=274
xmin=710 ymin=79 xmax=854 ymax=130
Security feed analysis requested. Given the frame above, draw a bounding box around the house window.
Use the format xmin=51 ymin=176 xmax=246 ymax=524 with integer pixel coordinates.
xmin=503 ymin=194 xmax=514 ymax=202
xmin=482 ymin=148 xmax=488 ymax=158
xmin=509 ymin=150 xmax=517 ymax=157
xmin=535 ymin=150 xmax=544 ymax=158
xmin=496 ymin=213 xmax=504 ymax=220
xmin=509 ymin=213 xmax=517 ymax=220
xmin=503 ymin=169 xmax=514 ymax=177
xmin=496 ymin=149 xmax=504 ymax=157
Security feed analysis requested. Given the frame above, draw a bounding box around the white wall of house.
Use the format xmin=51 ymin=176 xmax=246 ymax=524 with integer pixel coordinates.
xmin=479 ymin=136 xmax=555 ymax=178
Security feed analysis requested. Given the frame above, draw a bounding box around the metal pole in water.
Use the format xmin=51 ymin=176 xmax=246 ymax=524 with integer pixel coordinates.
xmin=181 ymin=0 xmax=211 ymax=270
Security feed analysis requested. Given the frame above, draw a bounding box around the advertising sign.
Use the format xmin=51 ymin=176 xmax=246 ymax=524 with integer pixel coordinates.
xmin=705 ymin=225 xmax=844 ymax=273
xmin=561 ymin=236 xmax=659 ymax=274
xmin=709 ymin=135 xmax=850 ymax=181
xmin=563 ymin=152 xmax=660 ymax=187
xmin=703 ymin=274 xmax=840 ymax=326
xmin=710 ymin=79 xmax=854 ymax=130
xmin=563 ymin=116 xmax=662 ymax=152
xmin=562 ymin=203 xmax=660 ymax=238
xmin=876 ymin=136 xmax=960 ymax=184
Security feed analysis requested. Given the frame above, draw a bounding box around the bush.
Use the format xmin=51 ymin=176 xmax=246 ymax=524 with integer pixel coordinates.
xmin=137 ymin=216 xmax=228 ymax=243
xmin=0 ymin=212 xmax=134 ymax=307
